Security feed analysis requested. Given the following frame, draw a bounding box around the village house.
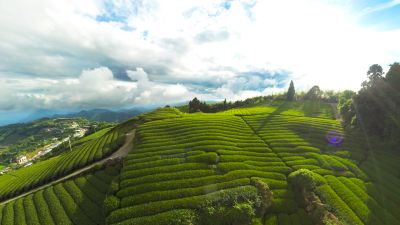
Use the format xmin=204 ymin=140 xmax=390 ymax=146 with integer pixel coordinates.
xmin=16 ymin=155 xmax=28 ymax=165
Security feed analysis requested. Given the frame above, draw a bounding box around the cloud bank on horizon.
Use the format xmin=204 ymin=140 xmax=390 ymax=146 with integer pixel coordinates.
xmin=0 ymin=0 xmax=400 ymax=112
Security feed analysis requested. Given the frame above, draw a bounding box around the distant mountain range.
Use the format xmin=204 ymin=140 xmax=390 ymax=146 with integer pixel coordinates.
xmin=51 ymin=108 xmax=148 ymax=123
xmin=0 ymin=106 xmax=156 ymax=126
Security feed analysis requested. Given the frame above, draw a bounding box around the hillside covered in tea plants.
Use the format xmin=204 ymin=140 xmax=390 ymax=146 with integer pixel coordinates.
xmin=104 ymin=103 xmax=400 ymax=225
xmin=1 ymin=101 xmax=399 ymax=225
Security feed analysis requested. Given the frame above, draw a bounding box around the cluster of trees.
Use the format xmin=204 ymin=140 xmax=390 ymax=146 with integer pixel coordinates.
xmin=340 ymin=63 xmax=400 ymax=146
xmin=187 ymin=80 xmax=341 ymax=114
xmin=285 ymin=81 xmax=338 ymax=103
xmin=188 ymin=96 xmax=277 ymax=113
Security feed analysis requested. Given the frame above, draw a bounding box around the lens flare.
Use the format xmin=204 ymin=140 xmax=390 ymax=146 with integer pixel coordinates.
xmin=326 ymin=131 xmax=344 ymax=146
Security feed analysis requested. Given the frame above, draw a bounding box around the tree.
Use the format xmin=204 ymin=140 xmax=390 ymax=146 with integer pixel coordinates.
xmin=304 ymin=86 xmax=322 ymax=100
xmin=386 ymin=62 xmax=400 ymax=91
xmin=286 ymin=80 xmax=295 ymax=101
xmin=362 ymin=64 xmax=384 ymax=88
xmin=188 ymin=97 xmax=201 ymax=113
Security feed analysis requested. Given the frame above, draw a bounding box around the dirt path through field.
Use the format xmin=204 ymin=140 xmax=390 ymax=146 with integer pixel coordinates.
xmin=0 ymin=129 xmax=135 ymax=205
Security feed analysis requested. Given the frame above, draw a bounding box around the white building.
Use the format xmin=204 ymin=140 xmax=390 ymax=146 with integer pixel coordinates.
xmin=73 ymin=128 xmax=87 ymax=138
xmin=16 ymin=155 xmax=28 ymax=165
xmin=70 ymin=122 xmax=79 ymax=129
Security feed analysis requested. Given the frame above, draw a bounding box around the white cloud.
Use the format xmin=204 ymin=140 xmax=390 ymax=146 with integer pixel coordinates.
xmin=0 ymin=67 xmax=138 ymax=110
xmin=127 ymin=68 xmax=191 ymax=104
xmin=0 ymin=0 xmax=400 ymax=112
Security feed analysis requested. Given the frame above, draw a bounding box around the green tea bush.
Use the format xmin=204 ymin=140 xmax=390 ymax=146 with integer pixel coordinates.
xmin=23 ymin=195 xmax=41 ymax=225
xmin=121 ymin=178 xmax=250 ymax=207
xmin=43 ymin=187 xmax=73 ymax=224
xmin=291 ymin=165 xmax=321 ymax=170
xmin=286 ymin=158 xmax=320 ymax=167
xmin=322 ymin=156 xmax=348 ymax=171
xmin=199 ymin=201 xmax=256 ymax=225
xmin=282 ymin=156 xmax=306 ymax=161
xmin=2 ymin=167 xmax=118 ymax=225
xmin=218 ymin=162 xmax=292 ymax=174
xmin=14 ymin=198 xmax=27 ymax=225
xmin=187 ymin=152 xmax=219 ymax=164
xmin=121 ymin=169 xmax=215 ymax=188
xmin=116 ymin=209 xmax=198 ymax=225
xmin=288 ymin=169 xmax=318 ymax=191
xmin=220 ymin=155 xmax=282 ymax=163
xmin=2 ymin=201 xmax=14 ymax=225
xmin=119 ymin=171 xmax=254 ymax=197
xmin=316 ymin=184 xmax=363 ymax=225
xmin=53 ymin=184 xmax=95 ymax=225
xmin=249 ymin=178 xmax=287 ymax=190
xmin=124 ymin=158 xmax=185 ymax=171
xmin=108 ymin=186 xmax=259 ymax=224
xmin=244 ymin=161 xmax=286 ymax=167
xmin=121 ymin=163 xmax=210 ymax=180
xmin=33 ymin=190 xmax=55 ymax=224
xmin=62 ymin=180 xmax=103 ymax=224
xmin=104 ymin=195 xmax=120 ymax=216
xmin=126 ymin=149 xmax=186 ymax=160
xmin=338 ymin=177 xmax=400 ymax=224
xmin=73 ymin=177 xmax=105 ymax=206
xmin=325 ymin=176 xmax=382 ymax=224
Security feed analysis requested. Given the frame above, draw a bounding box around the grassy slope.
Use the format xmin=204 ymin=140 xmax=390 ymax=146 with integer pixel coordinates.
xmin=0 ymin=126 xmax=123 ymax=201
xmin=0 ymin=166 xmax=119 ymax=225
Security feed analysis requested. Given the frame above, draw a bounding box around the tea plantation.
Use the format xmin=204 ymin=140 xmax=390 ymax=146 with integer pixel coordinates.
xmin=0 ymin=166 xmax=119 ymax=225
xmin=1 ymin=105 xmax=399 ymax=225
xmin=0 ymin=127 xmax=123 ymax=201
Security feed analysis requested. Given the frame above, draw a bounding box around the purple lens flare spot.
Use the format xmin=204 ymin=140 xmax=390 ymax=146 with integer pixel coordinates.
xmin=326 ymin=131 xmax=344 ymax=146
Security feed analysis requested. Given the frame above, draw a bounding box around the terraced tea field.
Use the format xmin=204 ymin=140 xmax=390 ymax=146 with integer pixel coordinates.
xmin=0 ymin=166 xmax=119 ymax=225
xmin=217 ymin=101 xmax=334 ymax=119
xmin=106 ymin=106 xmax=400 ymax=225
xmin=1 ymin=105 xmax=399 ymax=225
xmin=0 ymin=127 xmax=122 ymax=201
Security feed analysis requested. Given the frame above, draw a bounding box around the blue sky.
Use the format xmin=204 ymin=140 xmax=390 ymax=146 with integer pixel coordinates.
xmin=354 ymin=0 xmax=400 ymax=30
xmin=0 ymin=0 xmax=399 ymax=123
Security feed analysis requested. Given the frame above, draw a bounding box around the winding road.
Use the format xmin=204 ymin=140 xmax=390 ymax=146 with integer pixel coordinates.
xmin=0 ymin=129 xmax=136 ymax=205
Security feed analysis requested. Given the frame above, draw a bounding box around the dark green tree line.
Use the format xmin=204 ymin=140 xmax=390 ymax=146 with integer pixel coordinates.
xmin=340 ymin=63 xmax=400 ymax=147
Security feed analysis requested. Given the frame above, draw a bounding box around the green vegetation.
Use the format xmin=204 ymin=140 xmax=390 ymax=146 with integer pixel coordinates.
xmin=340 ymin=63 xmax=400 ymax=147
xmin=0 ymin=117 xmax=113 ymax=165
xmin=0 ymin=166 xmax=119 ymax=225
xmin=105 ymin=102 xmax=400 ymax=225
xmin=106 ymin=104 xmax=342 ymax=224
xmin=74 ymin=127 xmax=113 ymax=145
xmin=286 ymin=80 xmax=295 ymax=101
xmin=0 ymin=126 xmax=124 ymax=201
xmin=1 ymin=88 xmax=400 ymax=225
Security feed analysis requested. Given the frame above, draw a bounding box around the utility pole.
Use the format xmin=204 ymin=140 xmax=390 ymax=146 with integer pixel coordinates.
xmin=68 ymin=137 xmax=72 ymax=151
